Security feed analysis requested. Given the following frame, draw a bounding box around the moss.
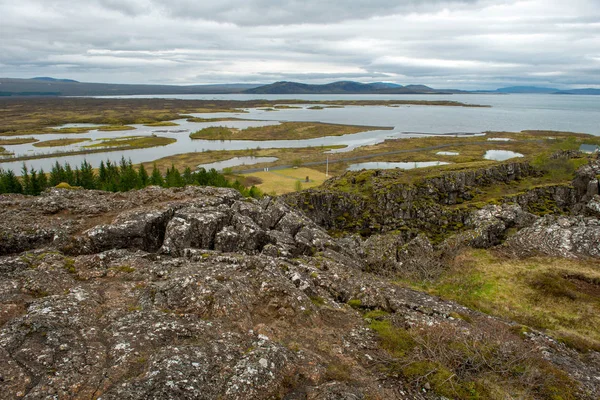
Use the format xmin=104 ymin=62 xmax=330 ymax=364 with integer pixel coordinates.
xmin=368 ymin=319 xmax=416 ymax=357
xmin=55 ymin=182 xmax=79 ymax=189
xmin=63 ymin=258 xmax=76 ymax=274
xmin=309 ymin=296 xmax=326 ymax=306
xmin=111 ymin=265 xmax=136 ymax=273
xmin=347 ymin=299 xmax=362 ymax=309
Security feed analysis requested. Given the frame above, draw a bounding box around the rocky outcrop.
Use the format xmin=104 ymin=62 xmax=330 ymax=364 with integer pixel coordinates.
xmin=283 ymin=162 xmax=548 ymax=236
xmin=1 ymin=186 xmax=599 ymax=399
xmin=0 ymin=186 xmax=340 ymax=259
xmin=503 ymin=215 xmax=600 ymax=259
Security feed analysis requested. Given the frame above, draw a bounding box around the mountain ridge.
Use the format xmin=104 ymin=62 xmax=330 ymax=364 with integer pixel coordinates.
xmin=0 ymin=77 xmax=598 ymax=96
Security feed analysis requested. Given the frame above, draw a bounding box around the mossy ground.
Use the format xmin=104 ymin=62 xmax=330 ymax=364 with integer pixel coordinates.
xmin=406 ymin=249 xmax=600 ymax=352
xmin=0 ymin=137 xmax=39 ymax=145
xmin=33 ymin=138 xmax=90 ymax=147
xmin=190 ymin=121 xmax=392 ymax=141
xmin=85 ymin=135 xmax=176 ymax=149
xmin=365 ymin=308 xmax=582 ymax=399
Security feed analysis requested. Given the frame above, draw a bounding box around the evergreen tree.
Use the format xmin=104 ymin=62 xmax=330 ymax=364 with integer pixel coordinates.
xmin=30 ymin=169 xmax=41 ymax=195
xmin=150 ymin=164 xmax=164 ymax=187
xmin=165 ymin=164 xmax=184 ymax=188
xmin=118 ymin=158 xmax=139 ymax=191
xmin=49 ymin=162 xmax=65 ymax=186
xmin=21 ymin=164 xmax=32 ymax=195
xmin=64 ymin=163 xmax=75 ymax=185
xmin=183 ymin=167 xmax=194 ymax=185
xmin=1 ymin=169 xmax=22 ymax=193
xmin=78 ymin=160 xmax=96 ymax=189
xmin=98 ymin=161 xmax=107 ymax=187
xmin=38 ymin=168 xmax=48 ymax=192
xmin=138 ymin=164 xmax=149 ymax=188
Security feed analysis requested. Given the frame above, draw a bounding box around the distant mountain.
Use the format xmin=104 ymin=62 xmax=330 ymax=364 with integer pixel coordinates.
xmin=0 ymin=78 xmax=262 ymax=96
xmin=496 ymin=86 xmax=559 ymax=94
xmin=0 ymin=78 xmax=597 ymax=96
xmin=368 ymin=82 xmax=403 ymax=89
xmin=555 ymin=88 xmax=600 ymax=95
xmin=32 ymin=77 xmax=79 ymax=83
xmin=244 ymin=81 xmax=453 ymax=94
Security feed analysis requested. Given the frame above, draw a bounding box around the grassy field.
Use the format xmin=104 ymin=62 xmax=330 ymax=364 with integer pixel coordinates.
xmin=85 ymin=135 xmax=176 ymax=149
xmin=96 ymin=125 xmax=136 ymax=132
xmin=143 ymin=121 xmax=180 ymax=127
xmin=241 ymin=167 xmax=329 ymax=194
xmin=0 ymin=137 xmax=39 ymax=145
xmin=190 ymin=121 xmax=393 ymax=141
xmin=407 ymin=249 xmax=600 ymax=352
xmin=33 ymin=138 xmax=91 ymax=147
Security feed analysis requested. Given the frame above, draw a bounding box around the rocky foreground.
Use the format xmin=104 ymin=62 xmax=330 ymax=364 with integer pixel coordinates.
xmin=1 ymin=160 xmax=599 ymax=399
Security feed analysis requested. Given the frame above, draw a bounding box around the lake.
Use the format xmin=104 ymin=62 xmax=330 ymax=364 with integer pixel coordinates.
xmin=1 ymin=93 xmax=598 ymax=173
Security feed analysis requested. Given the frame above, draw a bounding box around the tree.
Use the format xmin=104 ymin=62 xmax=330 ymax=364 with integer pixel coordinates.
xmin=21 ymin=164 xmax=32 ymax=195
xmin=150 ymin=164 xmax=164 ymax=187
xmin=78 ymin=160 xmax=96 ymax=189
xmin=38 ymin=168 xmax=48 ymax=192
xmin=138 ymin=164 xmax=149 ymax=187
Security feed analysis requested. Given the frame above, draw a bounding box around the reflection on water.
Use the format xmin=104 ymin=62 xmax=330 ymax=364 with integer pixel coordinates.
xmin=436 ymin=151 xmax=460 ymax=155
xmin=487 ymin=138 xmax=513 ymax=141
xmin=348 ymin=161 xmax=449 ymax=171
xmin=484 ymin=150 xmax=524 ymax=161
xmin=198 ymin=157 xmax=278 ymax=171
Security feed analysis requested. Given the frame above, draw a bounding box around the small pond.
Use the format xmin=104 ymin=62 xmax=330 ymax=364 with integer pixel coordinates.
xmin=483 ymin=150 xmax=524 ymax=161
xmin=198 ymin=157 xmax=278 ymax=171
xmin=436 ymin=151 xmax=460 ymax=155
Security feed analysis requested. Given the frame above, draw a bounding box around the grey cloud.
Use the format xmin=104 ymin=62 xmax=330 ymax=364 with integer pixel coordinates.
xmin=0 ymin=0 xmax=599 ymax=89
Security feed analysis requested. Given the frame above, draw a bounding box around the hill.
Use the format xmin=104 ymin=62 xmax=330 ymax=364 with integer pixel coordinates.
xmin=244 ymin=80 xmax=454 ymax=94
xmin=0 ymin=78 xmax=261 ymax=96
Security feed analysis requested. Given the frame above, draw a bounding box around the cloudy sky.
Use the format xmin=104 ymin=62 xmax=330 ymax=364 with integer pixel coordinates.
xmin=0 ymin=0 xmax=599 ymax=89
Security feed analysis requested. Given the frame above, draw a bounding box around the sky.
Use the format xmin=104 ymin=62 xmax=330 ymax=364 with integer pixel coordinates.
xmin=0 ymin=0 xmax=599 ymax=89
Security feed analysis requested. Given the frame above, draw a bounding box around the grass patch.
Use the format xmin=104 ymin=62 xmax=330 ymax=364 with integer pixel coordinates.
xmin=190 ymin=126 xmax=235 ymax=140
xmin=85 ymin=135 xmax=176 ymax=149
xmin=411 ymin=249 xmax=600 ymax=352
xmin=242 ymin=167 xmax=329 ymax=195
xmin=0 ymin=137 xmax=38 ymax=145
xmin=0 ymin=146 xmax=12 ymax=156
xmin=190 ymin=121 xmax=392 ymax=141
xmin=96 ymin=125 xmax=136 ymax=131
xmin=367 ymin=313 xmax=581 ymax=399
xmin=33 ymin=138 xmax=90 ymax=147
xmin=143 ymin=121 xmax=179 ymax=127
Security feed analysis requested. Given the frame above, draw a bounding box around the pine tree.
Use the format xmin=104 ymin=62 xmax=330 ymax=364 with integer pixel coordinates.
xmin=78 ymin=160 xmax=96 ymax=189
xmin=183 ymin=167 xmax=194 ymax=185
xmin=21 ymin=164 xmax=33 ymax=195
xmin=150 ymin=164 xmax=164 ymax=187
xmin=138 ymin=164 xmax=149 ymax=188
xmin=64 ymin=163 xmax=75 ymax=185
xmin=1 ymin=169 xmax=22 ymax=193
xmin=38 ymin=168 xmax=48 ymax=192
xmin=49 ymin=162 xmax=65 ymax=186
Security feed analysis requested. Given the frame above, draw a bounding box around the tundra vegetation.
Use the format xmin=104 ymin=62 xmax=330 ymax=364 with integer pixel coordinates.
xmin=189 ymin=121 xmax=392 ymax=141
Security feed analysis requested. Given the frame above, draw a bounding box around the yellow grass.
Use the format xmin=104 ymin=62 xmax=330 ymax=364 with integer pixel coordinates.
xmin=242 ymin=167 xmax=329 ymax=194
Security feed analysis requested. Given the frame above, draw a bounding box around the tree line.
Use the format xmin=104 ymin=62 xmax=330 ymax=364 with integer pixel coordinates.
xmin=0 ymin=157 xmax=262 ymax=198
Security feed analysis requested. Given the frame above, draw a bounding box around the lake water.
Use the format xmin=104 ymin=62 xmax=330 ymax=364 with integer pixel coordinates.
xmin=1 ymin=93 xmax=598 ymax=173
